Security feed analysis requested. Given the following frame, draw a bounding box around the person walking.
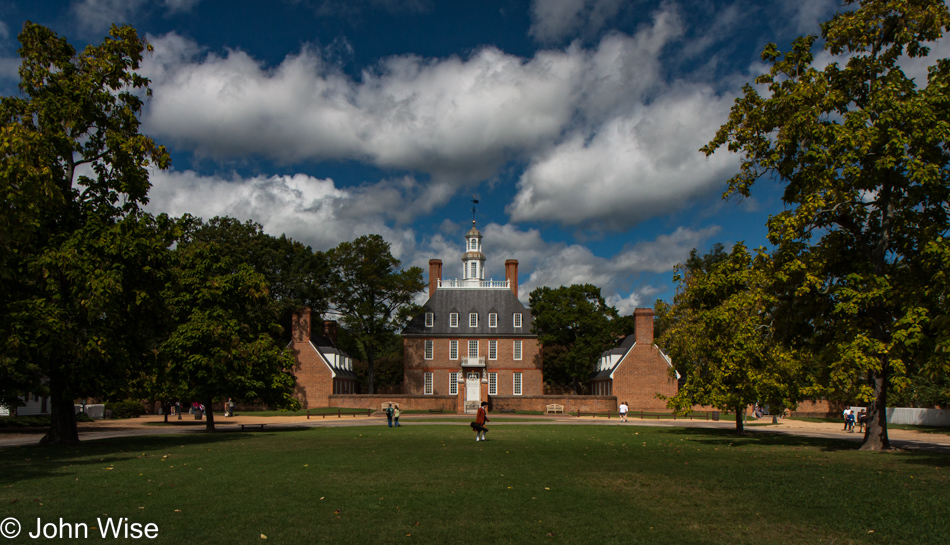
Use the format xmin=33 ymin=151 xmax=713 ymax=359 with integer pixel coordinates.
xmin=842 ymin=407 xmax=850 ymax=430
xmin=619 ymin=401 xmax=629 ymax=423
xmin=393 ymin=404 xmax=401 ymax=427
xmin=385 ymin=403 xmax=394 ymax=428
xmin=858 ymin=409 xmax=867 ymax=433
xmin=473 ymin=401 xmax=489 ymax=441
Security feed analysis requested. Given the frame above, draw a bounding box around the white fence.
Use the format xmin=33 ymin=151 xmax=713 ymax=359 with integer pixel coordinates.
xmin=886 ymin=407 xmax=950 ymax=426
xmin=849 ymin=406 xmax=950 ymax=426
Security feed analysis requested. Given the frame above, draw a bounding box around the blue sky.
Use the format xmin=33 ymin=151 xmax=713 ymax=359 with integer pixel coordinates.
xmin=5 ymin=0 xmax=936 ymax=313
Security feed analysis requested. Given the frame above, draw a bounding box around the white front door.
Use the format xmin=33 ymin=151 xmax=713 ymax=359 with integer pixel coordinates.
xmin=465 ymin=372 xmax=480 ymax=414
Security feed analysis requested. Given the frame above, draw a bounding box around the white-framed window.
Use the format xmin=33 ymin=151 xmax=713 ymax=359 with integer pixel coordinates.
xmin=470 ymin=262 xmax=478 ymax=277
xmin=425 ymin=312 xmax=433 ymax=327
xmin=469 ymin=238 xmax=477 ymax=250
xmin=513 ymin=313 xmax=522 ymax=328
xmin=513 ymin=340 xmax=522 ymax=361
xmin=424 ymin=340 xmax=433 ymax=360
xmin=489 ymin=373 xmax=497 ymax=395
xmin=469 ymin=313 xmax=478 ymax=327
xmin=468 ymin=340 xmax=478 ymax=358
xmin=513 ymin=372 xmax=522 ymax=395
xmin=449 ymin=340 xmax=458 ymax=360
xmin=424 ymin=372 xmax=433 ymax=395
xmin=488 ymin=313 xmax=497 ymax=328
xmin=449 ymin=372 xmax=459 ymax=395
xmin=488 ymin=340 xmax=497 ymax=360
xmin=450 ymin=313 xmax=458 ymax=327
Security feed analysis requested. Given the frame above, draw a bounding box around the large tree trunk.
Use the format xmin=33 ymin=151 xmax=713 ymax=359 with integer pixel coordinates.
xmin=861 ymin=364 xmax=890 ymax=451
xmin=204 ymin=398 xmax=215 ymax=432
xmin=734 ymin=405 xmax=745 ymax=435
xmin=41 ymin=368 xmax=79 ymax=445
xmin=366 ymin=344 xmax=376 ymax=395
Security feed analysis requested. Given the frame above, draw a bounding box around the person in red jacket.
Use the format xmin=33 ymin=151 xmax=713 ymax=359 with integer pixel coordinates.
xmin=472 ymin=401 xmax=490 ymax=441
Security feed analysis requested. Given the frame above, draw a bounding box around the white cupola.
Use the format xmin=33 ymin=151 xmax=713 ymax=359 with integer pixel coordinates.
xmin=462 ymin=222 xmax=486 ymax=281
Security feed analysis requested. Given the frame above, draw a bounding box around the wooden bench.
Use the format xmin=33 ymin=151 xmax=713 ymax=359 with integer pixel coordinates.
xmin=546 ymin=404 xmax=564 ymax=415
xmin=240 ymin=423 xmax=266 ymax=431
xmin=428 ymin=407 xmax=444 ymax=413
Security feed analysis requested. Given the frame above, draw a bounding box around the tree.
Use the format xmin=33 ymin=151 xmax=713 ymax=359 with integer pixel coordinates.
xmin=326 ymin=235 xmax=424 ymax=394
xmin=702 ymin=0 xmax=950 ymax=449
xmin=661 ymin=244 xmax=801 ymax=434
xmin=0 ymin=23 xmax=172 ymax=444
xmin=529 ymin=284 xmax=621 ymax=394
xmin=159 ymin=218 xmax=299 ymax=432
xmin=182 ymin=216 xmax=330 ymax=342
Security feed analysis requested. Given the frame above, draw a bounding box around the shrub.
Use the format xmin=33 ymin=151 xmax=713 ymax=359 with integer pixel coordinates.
xmin=0 ymin=416 xmax=51 ymax=428
xmin=75 ymin=412 xmax=95 ymax=423
xmin=105 ymin=400 xmax=146 ymax=419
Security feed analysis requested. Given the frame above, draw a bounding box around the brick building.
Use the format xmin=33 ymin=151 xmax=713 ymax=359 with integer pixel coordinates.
xmin=401 ymin=222 xmax=542 ymax=413
xmin=289 ymin=308 xmax=358 ymax=408
xmin=589 ymin=308 xmax=678 ymax=410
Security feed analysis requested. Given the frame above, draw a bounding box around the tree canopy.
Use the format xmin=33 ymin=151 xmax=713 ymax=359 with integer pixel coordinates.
xmin=702 ymin=0 xmax=950 ymax=449
xmin=0 ymin=23 xmax=172 ymax=444
xmin=660 ymin=243 xmax=801 ymax=433
xmin=158 ymin=217 xmax=300 ymax=432
xmin=326 ymin=234 xmax=424 ymax=394
xmin=529 ymin=284 xmax=621 ymax=394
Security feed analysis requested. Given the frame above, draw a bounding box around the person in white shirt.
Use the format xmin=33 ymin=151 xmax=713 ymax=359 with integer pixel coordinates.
xmin=619 ymin=401 xmax=628 ymax=423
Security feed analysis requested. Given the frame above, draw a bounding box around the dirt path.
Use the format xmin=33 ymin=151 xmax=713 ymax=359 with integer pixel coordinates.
xmin=2 ymin=413 xmax=948 ymax=453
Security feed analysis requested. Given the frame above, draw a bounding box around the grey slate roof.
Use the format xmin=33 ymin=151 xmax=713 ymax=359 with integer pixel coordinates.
xmin=311 ymin=335 xmax=359 ymax=379
xmin=590 ymin=335 xmax=636 ymax=380
xmin=402 ymin=288 xmax=536 ymax=338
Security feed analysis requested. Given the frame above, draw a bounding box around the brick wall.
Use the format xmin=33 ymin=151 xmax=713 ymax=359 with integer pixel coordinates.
xmin=611 ymin=343 xmax=677 ymax=411
xmin=489 ymin=395 xmax=616 ymax=413
xmin=291 ymin=342 xmax=333 ymax=409
xmin=329 ymin=394 xmax=457 ymax=412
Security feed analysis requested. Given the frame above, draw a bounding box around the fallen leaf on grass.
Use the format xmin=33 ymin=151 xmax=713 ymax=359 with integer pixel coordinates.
xmin=260 ymin=534 xmax=267 ymax=539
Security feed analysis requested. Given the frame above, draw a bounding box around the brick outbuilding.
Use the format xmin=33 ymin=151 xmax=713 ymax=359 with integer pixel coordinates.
xmin=590 ymin=308 xmax=677 ymax=410
xmin=289 ymin=308 xmax=358 ymax=409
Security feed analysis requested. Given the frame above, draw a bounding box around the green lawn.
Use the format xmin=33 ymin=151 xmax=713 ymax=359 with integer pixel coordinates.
xmin=1 ymin=425 xmax=946 ymax=544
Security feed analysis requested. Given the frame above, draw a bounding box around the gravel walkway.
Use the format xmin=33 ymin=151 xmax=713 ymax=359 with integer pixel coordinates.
xmin=2 ymin=413 xmax=948 ymax=453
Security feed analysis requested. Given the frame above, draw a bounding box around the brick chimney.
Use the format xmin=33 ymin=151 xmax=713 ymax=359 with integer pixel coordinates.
xmin=505 ymin=259 xmax=519 ymax=299
xmin=634 ymin=308 xmax=654 ymax=344
xmin=292 ymin=307 xmax=311 ymax=343
xmin=429 ymin=259 xmax=442 ymax=295
xmin=323 ymin=320 xmax=338 ymax=346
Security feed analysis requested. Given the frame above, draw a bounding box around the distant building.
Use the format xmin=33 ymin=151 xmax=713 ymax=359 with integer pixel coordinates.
xmin=401 ymin=222 xmax=542 ymax=413
xmin=0 ymin=393 xmax=50 ymax=417
xmin=589 ymin=308 xmax=678 ymax=410
xmin=289 ymin=310 xmax=358 ymax=408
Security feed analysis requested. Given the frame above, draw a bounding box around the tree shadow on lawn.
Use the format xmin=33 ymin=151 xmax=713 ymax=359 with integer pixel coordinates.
xmin=662 ymin=426 xmax=863 ymax=452
xmin=0 ymin=429 xmax=279 ymax=486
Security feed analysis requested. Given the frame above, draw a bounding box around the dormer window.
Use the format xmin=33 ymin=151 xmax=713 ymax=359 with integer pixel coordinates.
xmin=425 ymin=312 xmax=434 ymax=327
xmin=488 ymin=313 xmax=497 ymax=328
xmin=469 ymin=313 xmax=478 ymax=327
xmin=450 ymin=313 xmax=458 ymax=327
xmin=469 ymin=239 xmax=478 ymax=250
xmin=513 ymin=313 xmax=522 ymax=328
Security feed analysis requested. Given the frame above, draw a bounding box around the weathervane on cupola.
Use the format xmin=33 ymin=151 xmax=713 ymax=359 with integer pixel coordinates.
xmin=462 ymin=196 xmax=485 ymax=282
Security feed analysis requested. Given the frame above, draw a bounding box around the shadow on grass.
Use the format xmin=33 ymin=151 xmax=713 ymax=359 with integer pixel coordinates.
xmin=662 ymin=426 xmax=860 ymax=452
xmin=0 ymin=429 xmax=281 ymax=486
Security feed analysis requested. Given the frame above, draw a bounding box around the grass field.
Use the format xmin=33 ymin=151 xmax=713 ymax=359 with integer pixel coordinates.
xmin=1 ymin=424 xmax=947 ymax=544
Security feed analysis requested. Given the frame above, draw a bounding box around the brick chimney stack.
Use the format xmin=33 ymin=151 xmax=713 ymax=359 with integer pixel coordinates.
xmin=505 ymin=259 xmax=519 ymax=299
xmin=634 ymin=308 xmax=654 ymax=344
xmin=429 ymin=259 xmax=442 ymax=295
xmin=292 ymin=307 xmax=311 ymax=343
xmin=323 ymin=320 xmax=338 ymax=346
